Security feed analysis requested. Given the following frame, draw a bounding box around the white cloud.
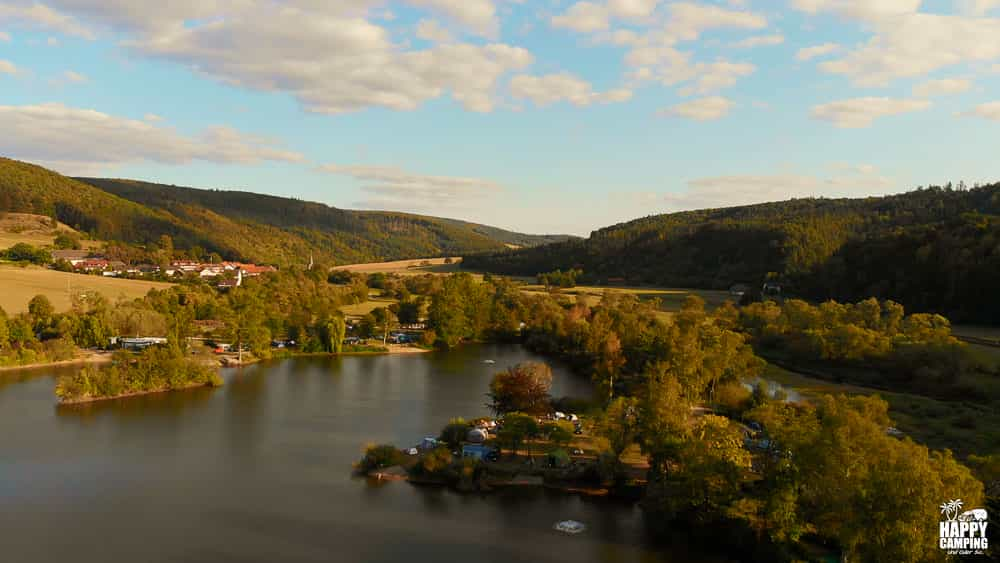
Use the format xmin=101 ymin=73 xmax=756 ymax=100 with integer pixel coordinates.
xmin=818 ymin=13 xmax=1000 ymax=86
xmin=665 ymin=165 xmax=895 ymax=210
xmin=123 ymin=5 xmax=533 ymax=114
xmin=963 ymin=101 xmax=1000 ymax=120
xmin=0 ymin=31 xmax=10 ymax=42
xmin=730 ymin=34 xmax=784 ymax=48
xmin=796 ymin=42 xmax=840 ymax=61
xmin=811 ymin=97 xmax=931 ymax=128
xmin=0 ymin=3 xmax=95 ymax=39
xmin=552 ymin=2 xmax=612 ymax=32
xmin=912 ymin=78 xmax=972 ymax=97
xmin=0 ymin=103 xmax=303 ymax=174
xmin=791 ymin=0 xmax=921 ymax=21
xmin=663 ymin=2 xmax=767 ymax=41
xmin=551 ymin=0 xmax=659 ymax=32
xmin=63 ymin=70 xmax=87 ymax=83
xmin=658 ymin=96 xmax=734 ymax=120
xmin=0 ymin=60 xmax=17 ymax=75
xmin=406 ymin=0 xmax=500 ymax=37
xmin=318 ymin=163 xmax=503 ymax=212
xmin=510 ymin=73 xmax=632 ymax=107
xmin=144 ymin=113 xmax=164 ymax=122
xmin=416 ymin=19 xmax=453 ymax=43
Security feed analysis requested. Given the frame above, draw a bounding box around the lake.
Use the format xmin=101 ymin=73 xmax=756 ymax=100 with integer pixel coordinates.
xmin=0 ymin=344 xmax=728 ymax=563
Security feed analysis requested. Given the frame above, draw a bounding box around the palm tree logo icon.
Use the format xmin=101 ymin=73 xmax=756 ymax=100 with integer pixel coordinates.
xmin=940 ymin=499 xmax=964 ymax=521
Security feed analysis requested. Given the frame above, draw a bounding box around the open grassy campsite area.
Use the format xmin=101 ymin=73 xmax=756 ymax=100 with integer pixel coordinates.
xmin=0 ymin=265 xmax=172 ymax=314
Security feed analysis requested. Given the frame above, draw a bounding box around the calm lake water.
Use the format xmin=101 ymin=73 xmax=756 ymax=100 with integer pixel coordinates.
xmin=0 ymin=344 xmax=728 ymax=563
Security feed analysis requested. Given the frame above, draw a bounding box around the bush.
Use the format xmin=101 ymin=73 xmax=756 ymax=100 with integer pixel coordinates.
xmin=2 ymin=243 xmax=51 ymax=265
xmin=356 ymin=444 xmax=406 ymax=473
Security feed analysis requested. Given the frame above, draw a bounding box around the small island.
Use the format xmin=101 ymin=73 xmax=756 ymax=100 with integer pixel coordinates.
xmin=55 ymin=346 xmax=223 ymax=404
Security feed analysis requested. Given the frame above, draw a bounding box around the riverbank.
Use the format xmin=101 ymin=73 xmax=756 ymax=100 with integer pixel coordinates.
xmin=0 ymin=350 xmax=113 ymax=373
xmin=56 ymin=379 xmax=222 ymax=405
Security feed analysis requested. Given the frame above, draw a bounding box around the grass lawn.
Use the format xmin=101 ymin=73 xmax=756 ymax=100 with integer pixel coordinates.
xmin=0 ymin=265 xmax=172 ymax=314
xmin=339 ymin=294 xmax=399 ymax=319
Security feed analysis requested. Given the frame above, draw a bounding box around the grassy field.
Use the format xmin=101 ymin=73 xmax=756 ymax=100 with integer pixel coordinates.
xmin=0 ymin=265 xmax=172 ymax=313
xmin=339 ymin=295 xmax=399 ymax=319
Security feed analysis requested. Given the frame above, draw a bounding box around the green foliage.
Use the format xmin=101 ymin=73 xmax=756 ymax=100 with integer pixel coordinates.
xmin=2 ymin=243 xmax=52 ymax=265
xmin=537 ymin=268 xmax=582 ymax=288
xmin=356 ymin=444 xmax=406 ymax=473
xmin=55 ymin=346 xmax=221 ymax=402
xmin=737 ymin=395 xmax=984 ymax=562
xmin=411 ymin=447 xmax=455 ymax=478
xmin=497 ymin=413 xmax=539 ymax=460
xmin=739 ymin=298 xmax=987 ymax=400
xmin=438 ymin=418 xmax=470 ymax=450
xmin=53 ymin=231 xmax=82 ymax=250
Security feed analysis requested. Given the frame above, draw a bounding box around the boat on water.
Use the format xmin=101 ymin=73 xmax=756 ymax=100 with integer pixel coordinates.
xmin=554 ymin=520 xmax=586 ymax=534
xmin=483 ymin=359 xmax=496 ymax=364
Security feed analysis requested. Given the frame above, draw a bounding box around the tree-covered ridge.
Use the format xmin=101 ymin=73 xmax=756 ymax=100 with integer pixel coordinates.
xmin=465 ymin=183 xmax=1000 ymax=323
xmin=0 ymin=158 xmax=571 ymax=268
xmin=75 ymin=176 xmax=573 ymax=258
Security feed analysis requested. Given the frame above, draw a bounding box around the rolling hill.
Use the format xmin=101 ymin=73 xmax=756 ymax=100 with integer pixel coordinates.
xmin=464 ymin=183 xmax=1000 ymax=324
xmin=0 ymin=157 xmax=573 ymax=267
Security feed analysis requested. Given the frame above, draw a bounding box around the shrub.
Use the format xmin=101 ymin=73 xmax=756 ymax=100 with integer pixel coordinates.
xmin=357 ymin=444 xmax=406 ymax=473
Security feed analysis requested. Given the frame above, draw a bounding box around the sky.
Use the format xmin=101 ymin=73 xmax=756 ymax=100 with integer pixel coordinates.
xmin=1 ymin=1 xmax=999 ymax=236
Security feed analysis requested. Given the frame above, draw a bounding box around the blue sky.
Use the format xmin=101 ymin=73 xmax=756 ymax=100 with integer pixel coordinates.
xmin=1 ymin=1 xmax=999 ymax=235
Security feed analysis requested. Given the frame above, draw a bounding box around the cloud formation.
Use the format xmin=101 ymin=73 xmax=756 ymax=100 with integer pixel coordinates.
xmin=658 ymin=96 xmax=733 ymax=120
xmin=963 ymin=101 xmax=1000 ymax=120
xmin=0 ymin=103 xmax=303 ymax=174
xmin=319 ymin=163 xmax=503 ymax=212
xmin=811 ymin=97 xmax=931 ymax=128
xmin=912 ymin=78 xmax=972 ymax=97
xmin=510 ymin=73 xmax=632 ymax=107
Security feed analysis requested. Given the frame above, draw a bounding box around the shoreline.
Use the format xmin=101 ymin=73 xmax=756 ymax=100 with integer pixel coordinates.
xmin=56 ymin=380 xmax=220 ymax=405
xmin=0 ymin=351 xmax=113 ymax=374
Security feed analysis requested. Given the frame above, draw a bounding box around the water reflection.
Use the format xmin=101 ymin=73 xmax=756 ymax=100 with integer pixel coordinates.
xmin=0 ymin=344 xmax=724 ymax=563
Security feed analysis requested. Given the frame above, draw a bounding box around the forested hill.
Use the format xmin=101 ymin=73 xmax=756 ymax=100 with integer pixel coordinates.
xmin=464 ymin=184 xmax=1000 ymax=323
xmin=0 ymin=157 xmax=571 ymax=266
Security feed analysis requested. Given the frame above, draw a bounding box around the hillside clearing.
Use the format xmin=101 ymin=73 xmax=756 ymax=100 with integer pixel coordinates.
xmin=0 ymin=212 xmax=99 ymax=250
xmin=0 ymin=266 xmax=172 ymax=314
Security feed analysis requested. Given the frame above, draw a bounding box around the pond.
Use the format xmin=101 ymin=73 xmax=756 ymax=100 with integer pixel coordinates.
xmin=0 ymin=344 xmax=728 ymax=563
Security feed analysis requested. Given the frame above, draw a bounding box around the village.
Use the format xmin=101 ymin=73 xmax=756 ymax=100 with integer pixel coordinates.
xmin=50 ymin=249 xmax=277 ymax=290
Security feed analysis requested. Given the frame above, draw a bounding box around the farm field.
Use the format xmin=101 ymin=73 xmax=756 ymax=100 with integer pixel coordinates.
xmin=0 ymin=265 xmax=172 ymax=314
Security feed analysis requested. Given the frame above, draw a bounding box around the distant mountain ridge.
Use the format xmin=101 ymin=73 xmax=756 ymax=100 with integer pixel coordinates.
xmin=465 ymin=183 xmax=1000 ymax=323
xmin=0 ymin=157 xmax=573 ymax=267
